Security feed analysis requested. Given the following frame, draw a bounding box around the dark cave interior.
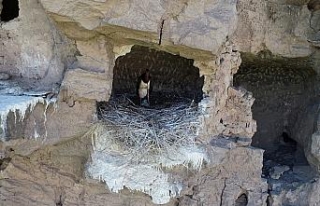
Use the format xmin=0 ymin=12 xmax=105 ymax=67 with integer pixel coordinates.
xmin=234 ymin=52 xmax=319 ymax=178
xmin=0 ymin=0 xmax=19 ymax=22
xmin=110 ymin=45 xmax=204 ymax=107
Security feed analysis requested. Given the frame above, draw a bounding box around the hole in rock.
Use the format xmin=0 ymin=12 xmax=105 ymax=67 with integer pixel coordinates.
xmin=0 ymin=0 xmax=19 ymax=22
xmin=96 ymin=45 xmax=204 ymax=153
xmin=0 ymin=157 xmax=11 ymax=171
xmin=308 ymin=0 xmax=320 ymax=12
xmin=234 ymin=52 xmax=319 ymax=181
xmin=235 ymin=193 xmax=248 ymax=206
xmin=110 ymin=45 xmax=204 ymax=107
xmin=98 ymin=45 xmax=205 ymax=111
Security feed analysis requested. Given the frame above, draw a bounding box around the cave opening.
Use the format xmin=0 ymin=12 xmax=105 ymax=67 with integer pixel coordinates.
xmin=0 ymin=0 xmax=19 ymax=22
xmin=108 ymin=45 xmax=204 ymax=108
xmin=233 ymin=52 xmax=319 ymax=181
xmin=235 ymin=193 xmax=248 ymax=206
xmin=98 ymin=44 xmax=205 ymax=118
xmin=96 ymin=45 xmax=205 ymax=154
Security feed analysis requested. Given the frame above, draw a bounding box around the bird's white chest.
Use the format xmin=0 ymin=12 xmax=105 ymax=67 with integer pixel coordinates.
xmin=138 ymin=81 xmax=150 ymax=98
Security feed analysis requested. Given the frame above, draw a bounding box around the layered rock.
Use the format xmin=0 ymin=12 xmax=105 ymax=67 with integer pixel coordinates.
xmin=0 ymin=0 xmax=76 ymax=90
xmin=232 ymin=0 xmax=318 ymax=58
xmin=0 ymin=0 xmax=320 ymax=205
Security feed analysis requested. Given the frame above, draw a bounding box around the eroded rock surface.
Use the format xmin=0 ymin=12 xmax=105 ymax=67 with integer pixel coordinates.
xmin=0 ymin=131 xmax=268 ymax=205
xmin=0 ymin=0 xmax=77 ymax=91
xmin=0 ymin=0 xmax=320 ymax=205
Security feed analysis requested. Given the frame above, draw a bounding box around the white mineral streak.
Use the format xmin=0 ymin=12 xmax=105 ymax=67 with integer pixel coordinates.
xmin=0 ymin=95 xmax=45 ymax=139
xmin=88 ymin=151 xmax=182 ymax=204
xmin=87 ymin=130 xmax=208 ymax=204
xmin=43 ymin=98 xmax=57 ymax=139
xmin=156 ymin=145 xmax=207 ymax=170
xmin=34 ymin=129 xmax=40 ymax=139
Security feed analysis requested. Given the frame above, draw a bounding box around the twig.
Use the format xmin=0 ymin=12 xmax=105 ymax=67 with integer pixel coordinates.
xmin=97 ymin=94 xmax=202 ymax=158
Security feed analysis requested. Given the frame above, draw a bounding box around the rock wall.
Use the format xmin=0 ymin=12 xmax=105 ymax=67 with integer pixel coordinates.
xmin=0 ymin=0 xmax=2 ymax=19
xmin=0 ymin=0 xmax=76 ymax=91
xmin=39 ymin=0 xmax=238 ymax=55
xmin=232 ymin=0 xmax=316 ymax=57
xmin=0 ymin=0 xmax=320 ymax=205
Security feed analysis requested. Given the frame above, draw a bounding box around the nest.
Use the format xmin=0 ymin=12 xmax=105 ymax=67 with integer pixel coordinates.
xmin=97 ymin=95 xmax=202 ymax=156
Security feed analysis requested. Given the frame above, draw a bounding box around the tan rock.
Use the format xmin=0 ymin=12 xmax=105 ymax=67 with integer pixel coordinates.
xmin=39 ymin=0 xmax=238 ymax=54
xmin=61 ymin=68 xmax=111 ymax=102
xmin=0 ymin=72 xmax=10 ymax=80
xmin=75 ymin=36 xmax=114 ymax=73
xmin=232 ymin=0 xmax=315 ymax=58
xmin=270 ymin=179 xmax=320 ymax=206
xmin=0 ymin=0 xmax=76 ymax=90
xmin=1 ymin=0 xmax=319 ymax=205
xmin=307 ymin=132 xmax=320 ymax=169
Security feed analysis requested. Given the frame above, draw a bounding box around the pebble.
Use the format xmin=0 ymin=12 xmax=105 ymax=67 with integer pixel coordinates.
xmin=0 ymin=73 xmax=10 ymax=80
xmin=270 ymin=165 xmax=290 ymax=180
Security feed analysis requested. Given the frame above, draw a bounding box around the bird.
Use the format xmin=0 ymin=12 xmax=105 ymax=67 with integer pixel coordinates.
xmin=137 ymin=69 xmax=151 ymax=106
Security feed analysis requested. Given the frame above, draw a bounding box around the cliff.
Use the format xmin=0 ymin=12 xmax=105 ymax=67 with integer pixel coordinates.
xmin=1 ymin=0 xmax=320 ymax=205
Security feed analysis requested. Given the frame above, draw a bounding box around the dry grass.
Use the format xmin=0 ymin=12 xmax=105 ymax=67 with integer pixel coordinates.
xmin=97 ymin=95 xmax=202 ymax=158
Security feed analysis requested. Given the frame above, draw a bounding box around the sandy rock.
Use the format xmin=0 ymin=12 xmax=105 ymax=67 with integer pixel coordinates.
xmin=61 ymin=68 xmax=112 ymax=102
xmin=0 ymin=88 xmax=97 ymax=154
xmin=307 ymin=132 xmax=320 ymax=169
xmin=0 ymin=72 xmax=10 ymax=80
xmin=0 ymin=0 xmax=319 ymax=205
xmin=232 ymin=0 xmax=316 ymax=57
xmin=0 ymin=128 xmax=268 ymax=206
xmin=270 ymin=166 xmax=290 ymax=180
xmin=0 ymin=0 xmax=76 ymax=90
xmin=0 ymin=152 xmax=172 ymax=206
xmin=187 ymin=146 xmax=268 ymax=206
xmin=306 ymin=107 xmax=320 ymax=170
xmin=39 ymin=0 xmax=238 ymax=54
xmin=74 ymin=36 xmax=114 ymax=73
xmin=270 ymin=179 xmax=320 ymax=206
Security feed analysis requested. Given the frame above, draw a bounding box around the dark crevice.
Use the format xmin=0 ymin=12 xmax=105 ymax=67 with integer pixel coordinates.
xmin=235 ymin=193 xmax=248 ymax=206
xmin=0 ymin=157 xmax=12 ymax=171
xmin=56 ymin=195 xmax=63 ymax=206
xmin=55 ymin=190 xmax=66 ymax=206
xmin=109 ymin=45 xmax=204 ymax=107
xmin=219 ymin=178 xmax=227 ymax=206
xmin=158 ymin=19 xmax=165 ymax=45
xmin=234 ymin=52 xmax=319 ymax=204
xmin=262 ymin=132 xmax=298 ymax=176
xmin=308 ymin=0 xmax=320 ymax=12
xmin=0 ymin=0 xmax=19 ymax=22
xmin=234 ymin=52 xmax=317 ymax=156
xmin=266 ymin=189 xmax=273 ymax=206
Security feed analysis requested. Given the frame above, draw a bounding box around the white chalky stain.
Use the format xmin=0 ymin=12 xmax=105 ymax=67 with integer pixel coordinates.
xmin=0 ymin=95 xmax=45 ymax=139
xmin=87 ymin=131 xmax=208 ymax=204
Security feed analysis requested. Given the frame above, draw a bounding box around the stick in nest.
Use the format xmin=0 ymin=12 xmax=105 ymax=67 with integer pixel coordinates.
xmin=98 ymin=94 xmax=202 ymax=157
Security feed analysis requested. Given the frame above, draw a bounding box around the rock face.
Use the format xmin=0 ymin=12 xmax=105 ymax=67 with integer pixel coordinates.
xmin=0 ymin=0 xmax=76 ymax=91
xmin=61 ymin=68 xmax=111 ymax=102
xmin=39 ymin=0 xmax=238 ymax=54
xmin=233 ymin=0 xmax=317 ymax=58
xmin=0 ymin=0 xmax=320 ymax=205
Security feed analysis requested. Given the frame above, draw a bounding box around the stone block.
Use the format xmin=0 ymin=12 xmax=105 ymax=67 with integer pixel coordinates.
xmin=61 ymin=68 xmax=111 ymax=102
